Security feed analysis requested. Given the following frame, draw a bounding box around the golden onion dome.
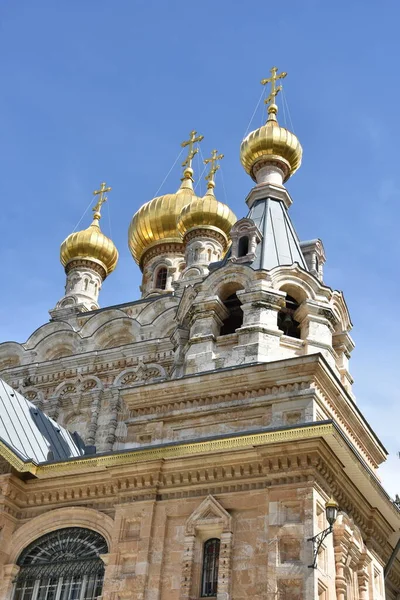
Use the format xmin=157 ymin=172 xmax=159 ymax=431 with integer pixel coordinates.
xmin=240 ymin=68 xmax=302 ymax=183
xmin=177 ymin=160 xmax=237 ymax=244
xmin=128 ymin=174 xmax=198 ymax=265
xmin=60 ymin=187 xmax=118 ymax=277
xmin=240 ymin=109 xmax=302 ymax=182
xmin=129 ymin=130 xmax=206 ymax=266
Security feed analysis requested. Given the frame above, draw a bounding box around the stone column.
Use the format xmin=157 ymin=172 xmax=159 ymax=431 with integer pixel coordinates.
xmin=358 ymin=555 xmax=371 ymax=600
xmin=180 ymin=535 xmax=196 ymax=600
xmin=184 ymin=297 xmax=229 ymax=375
xmin=105 ymin=389 xmax=120 ymax=451
xmin=295 ymin=301 xmax=337 ymax=368
xmin=217 ymin=532 xmax=233 ymax=600
xmin=171 ymin=326 xmax=190 ymax=378
xmin=86 ymin=391 xmax=102 ymax=446
xmin=0 ymin=564 xmax=20 ymax=599
xmin=234 ymin=288 xmax=285 ymax=363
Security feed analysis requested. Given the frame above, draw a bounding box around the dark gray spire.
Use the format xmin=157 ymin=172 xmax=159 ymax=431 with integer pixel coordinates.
xmin=247 ymin=196 xmax=308 ymax=271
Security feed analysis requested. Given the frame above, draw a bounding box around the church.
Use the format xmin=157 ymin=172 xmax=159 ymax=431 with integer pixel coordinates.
xmin=0 ymin=68 xmax=398 ymax=600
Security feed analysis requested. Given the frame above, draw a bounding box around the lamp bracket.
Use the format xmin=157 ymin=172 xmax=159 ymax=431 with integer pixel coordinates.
xmin=307 ymin=526 xmax=333 ymax=569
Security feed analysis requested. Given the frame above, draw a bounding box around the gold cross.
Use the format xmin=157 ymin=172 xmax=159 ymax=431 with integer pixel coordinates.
xmin=204 ymin=149 xmax=224 ymax=187
xmin=93 ymin=182 xmax=111 ymax=214
xmin=181 ymin=130 xmax=204 ymax=169
xmin=261 ymin=66 xmax=287 ymax=112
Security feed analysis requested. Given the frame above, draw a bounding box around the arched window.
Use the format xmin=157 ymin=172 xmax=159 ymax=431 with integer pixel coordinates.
xmin=13 ymin=527 xmax=107 ymax=600
xmin=278 ymin=294 xmax=301 ymax=339
xmin=84 ymin=279 xmax=89 ymax=291
xmin=155 ymin=267 xmax=168 ymax=290
xmin=207 ymin=248 xmax=212 ymax=262
xmin=220 ymin=293 xmax=243 ymax=336
xmin=238 ymin=236 xmax=249 ymax=257
xmin=201 ymin=538 xmax=220 ymax=597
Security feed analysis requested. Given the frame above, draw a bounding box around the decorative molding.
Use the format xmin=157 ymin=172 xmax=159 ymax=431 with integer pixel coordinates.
xmin=1 ymin=423 xmax=334 ymax=477
xmin=126 ymin=380 xmax=312 ymax=417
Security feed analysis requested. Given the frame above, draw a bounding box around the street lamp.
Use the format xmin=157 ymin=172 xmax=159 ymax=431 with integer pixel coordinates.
xmin=308 ymin=497 xmax=339 ymax=569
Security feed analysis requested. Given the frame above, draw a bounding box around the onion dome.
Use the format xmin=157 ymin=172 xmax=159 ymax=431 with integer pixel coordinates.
xmin=240 ymin=67 xmax=302 ymax=183
xmin=60 ymin=183 xmax=118 ymax=278
xmin=177 ymin=150 xmax=236 ymax=246
xmin=128 ymin=172 xmax=197 ymax=266
xmin=128 ymin=130 xmax=204 ymax=267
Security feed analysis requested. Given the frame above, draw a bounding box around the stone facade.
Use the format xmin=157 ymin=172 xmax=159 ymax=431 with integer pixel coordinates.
xmin=0 ymin=107 xmax=399 ymax=600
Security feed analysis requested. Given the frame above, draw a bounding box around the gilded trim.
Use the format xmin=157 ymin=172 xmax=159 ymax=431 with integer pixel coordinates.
xmin=0 ymin=423 xmax=333 ymax=479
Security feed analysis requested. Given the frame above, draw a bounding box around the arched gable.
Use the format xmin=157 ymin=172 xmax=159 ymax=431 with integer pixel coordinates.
xmin=79 ymin=308 xmax=129 ymax=338
xmin=0 ymin=341 xmax=25 ymax=370
xmin=35 ymin=330 xmax=80 ymax=361
xmin=331 ymin=290 xmax=352 ymax=332
xmin=197 ymin=263 xmax=256 ymax=302
xmin=91 ymin=317 xmax=140 ymax=349
xmin=151 ymin=307 xmax=179 ymax=337
xmin=137 ymin=295 xmax=179 ymax=325
xmin=270 ymin=264 xmax=328 ymax=301
xmin=24 ymin=320 xmax=75 ymax=350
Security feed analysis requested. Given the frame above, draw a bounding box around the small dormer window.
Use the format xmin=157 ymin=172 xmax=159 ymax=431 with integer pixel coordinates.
xmin=299 ymin=239 xmax=326 ymax=282
xmin=229 ymin=218 xmax=262 ymax=263
xmin=238 ymin=236 xmax=249 ymax=257
xmin=156 ymin=267 xmax=168 ymax=290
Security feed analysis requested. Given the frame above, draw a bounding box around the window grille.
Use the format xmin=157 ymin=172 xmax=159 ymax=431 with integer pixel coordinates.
xmin=201 ymin=538 xmax=220 ymax=597
xmin=14 ymin=528 xmax=107 ymax=600
xmin=155 ymin=267 xmax=168 ymax=290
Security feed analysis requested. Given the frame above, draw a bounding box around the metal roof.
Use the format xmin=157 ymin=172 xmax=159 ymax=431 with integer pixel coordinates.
xmin=247 ymin=197 xmax=308 ymax=271
xmin=0 ymin=379 xmax=85 ymax=463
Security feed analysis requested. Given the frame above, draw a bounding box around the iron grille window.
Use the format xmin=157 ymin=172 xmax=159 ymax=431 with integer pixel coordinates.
xmin=155 ymin=267 xmax=168 ymax=290
xmin=201 ymin=538 xmax=220 ymax=597
xmin=13 ymin=528 xmax=107 ymax=600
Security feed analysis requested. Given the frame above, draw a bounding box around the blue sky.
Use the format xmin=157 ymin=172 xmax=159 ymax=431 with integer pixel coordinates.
xmin=0 ymin=0 xmax=398 ymax=495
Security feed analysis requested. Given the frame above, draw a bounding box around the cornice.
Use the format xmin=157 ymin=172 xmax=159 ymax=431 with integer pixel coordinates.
xmin=20 ymin=422 xmax=334 ymax=478
xmin=120 ymin=355 xmax=386 ymax=467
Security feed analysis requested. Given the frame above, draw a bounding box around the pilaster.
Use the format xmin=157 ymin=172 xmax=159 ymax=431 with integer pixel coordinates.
xmin=332 ymin=332 xmax=355 ymax=395
xmin=295 ymin=301 xmax=337 ymax=368
xmin=185 ymin=297 xmax=229 ymax=375
xmin=234 ymin=288 xmax=285 ymax=363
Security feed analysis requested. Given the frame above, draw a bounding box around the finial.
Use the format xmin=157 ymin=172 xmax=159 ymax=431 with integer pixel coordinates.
xmin=261 ymin=66 xmax=287 ymax=121
xmin=92 ymin=182 xmax=111 ymax=222
xmin=181 ymin=130 xmax=204 ymax=181
xmin=204 ymin=149 xmax=224 ymax=193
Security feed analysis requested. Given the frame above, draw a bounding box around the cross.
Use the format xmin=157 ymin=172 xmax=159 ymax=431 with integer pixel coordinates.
xmin=260 ymin=66 xmax=287 ymax=112
xmin=204 ymin=149 xmax=224 ymax=186
xmin=181 ymin=130 xmax=204 ymax=169
xmin=93 ymin=182 xmax=111 ymax=213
